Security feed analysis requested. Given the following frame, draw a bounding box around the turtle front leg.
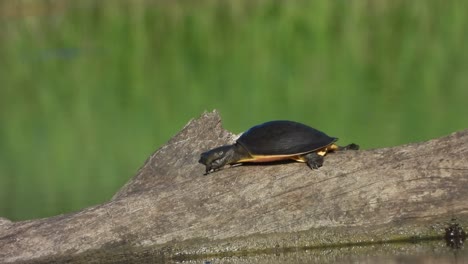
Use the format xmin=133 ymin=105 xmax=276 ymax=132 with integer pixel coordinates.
xmin=303 ymin=152 xmax=324 ymax=169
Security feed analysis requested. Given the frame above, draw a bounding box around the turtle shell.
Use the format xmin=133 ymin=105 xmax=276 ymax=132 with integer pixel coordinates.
xmin=237 ymin=121 xmax=337 ymax=156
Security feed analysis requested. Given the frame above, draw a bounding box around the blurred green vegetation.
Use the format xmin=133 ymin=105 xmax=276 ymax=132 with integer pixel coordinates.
xmin=0 ymin=0 xmax=467 ymax=221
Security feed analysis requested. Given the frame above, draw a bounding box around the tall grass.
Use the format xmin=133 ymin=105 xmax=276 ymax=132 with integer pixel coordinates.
xmin=1 ymin=0 xmax=467 ymax=220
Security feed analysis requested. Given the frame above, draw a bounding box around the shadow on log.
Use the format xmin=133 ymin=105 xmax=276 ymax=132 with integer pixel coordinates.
xmin=1 ymin=110 xmax=468 ymax=263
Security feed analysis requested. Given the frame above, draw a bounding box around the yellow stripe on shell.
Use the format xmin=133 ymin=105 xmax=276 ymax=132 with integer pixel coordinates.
xmin=235 ymin=144 xmax=338 ymax=163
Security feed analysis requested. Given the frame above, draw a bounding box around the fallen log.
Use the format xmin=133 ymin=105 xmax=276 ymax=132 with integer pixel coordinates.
xmin=1 ymin=110 xmax=467 ymax=263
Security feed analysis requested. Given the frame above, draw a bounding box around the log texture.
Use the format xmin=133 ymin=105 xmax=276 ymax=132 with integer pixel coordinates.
xmin=1 ymin=110 xmax=468 ymax=263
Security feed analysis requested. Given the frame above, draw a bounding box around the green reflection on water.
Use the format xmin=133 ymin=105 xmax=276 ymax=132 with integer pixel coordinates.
xmin=37 ymin=239 xmax=467 ymax=264
xmin=181 ymin=239 xmax=467 ymax=264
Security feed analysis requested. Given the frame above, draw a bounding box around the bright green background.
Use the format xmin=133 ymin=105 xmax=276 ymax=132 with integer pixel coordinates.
xmin=1 ymin=1 xmax=467 ymax=221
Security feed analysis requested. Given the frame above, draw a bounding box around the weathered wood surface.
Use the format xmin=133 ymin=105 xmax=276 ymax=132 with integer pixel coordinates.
xmin=1 ymin=110 xmax=468 ymax=263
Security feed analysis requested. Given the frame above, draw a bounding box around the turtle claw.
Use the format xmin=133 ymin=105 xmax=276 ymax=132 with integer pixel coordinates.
xmin=307 ymin=161 xmax=323 ymax=169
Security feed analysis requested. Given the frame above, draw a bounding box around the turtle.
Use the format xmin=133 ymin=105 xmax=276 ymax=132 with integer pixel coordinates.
xmin=199 ymin=120 xmax=359 ymax=174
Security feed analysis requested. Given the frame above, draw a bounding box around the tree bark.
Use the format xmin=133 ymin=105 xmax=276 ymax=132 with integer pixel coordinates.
xmin=1 ymin=110 xmax=468 ymax=263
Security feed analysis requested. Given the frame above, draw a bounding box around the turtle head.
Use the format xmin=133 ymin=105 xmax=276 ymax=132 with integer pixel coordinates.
xmin=199 ymin=145 xmax=235 ymax=174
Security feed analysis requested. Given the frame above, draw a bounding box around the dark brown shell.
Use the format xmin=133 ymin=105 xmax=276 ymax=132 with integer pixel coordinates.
xmin=237 ymin=120 xmax=337 ymax=155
